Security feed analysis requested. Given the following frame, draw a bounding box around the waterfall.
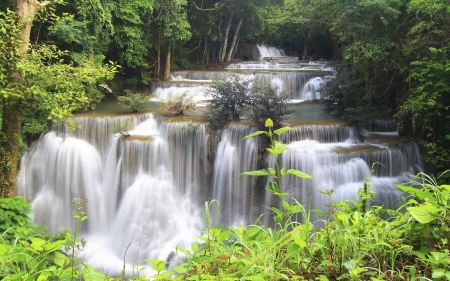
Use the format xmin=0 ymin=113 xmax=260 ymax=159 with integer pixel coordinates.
xmin=211 ymin=126 xmax=258 ymax=226
xmin=17 ymin=115 xmax=207 ymax=276
xmin=16 ymin=44 xmax=422 ymax=275
xmin=257 ymin=44 xmax=286 ymax=57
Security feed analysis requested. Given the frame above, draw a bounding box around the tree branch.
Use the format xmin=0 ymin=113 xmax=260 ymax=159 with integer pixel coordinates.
xmin=37 ymin=1 xmax=51 ymax=7
xmin=190 ymin=0 xmax=232 ymax=11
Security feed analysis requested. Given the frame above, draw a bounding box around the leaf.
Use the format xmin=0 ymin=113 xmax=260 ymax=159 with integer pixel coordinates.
xmin=286 ymin=169 xmax=313 ymax=179
xmin=267 ymin=167 xmax=276 ymax=175
xmin=432 ymin=268 xmax=446 ymax=279
xmin=274 ymin=127 xmax=291 ymax=135
xmin=242 ymin=131 xmax=266 ymax=140
xmin=396 ymin=184 xmax=430 ymax=200
xmin=267 ymin=140 xmax=288 ymax=155
xmin=266 ymin=181 xmax=279 ymax=193
xmin=241 ymin=169 xmax=269 ymax=176
xmin=173 ymin=265 xmax=187 ymax=274
xmin=407 ymin=205 xmax=440 ymax=224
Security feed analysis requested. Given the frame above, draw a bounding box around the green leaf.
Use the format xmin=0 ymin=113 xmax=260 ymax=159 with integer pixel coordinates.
xmin=286 ymin=169 xmax=313 ymax=179
xmin=242 ymin=131 xmax=266 ymax=140
xmin=267 ymin=167 xmax=276 ymax=175
xmin=267 ymin=140 xmax=288 ymax=155
xmin=407 ymin=204 xmax=440 ymax=224
xmin=266 ymin=182 xmax=279 ymax=193
xmin=241 ymin=169 xmax=270 ymax=176
xmin=396 ymin=184 xmax=430 ymax=200
xmin=274 ymin=127 xmax=291 ymax=135
xmin=145 ymin=259 xmax=168 ymax=273
xmin=173 ymin=265 xmax=187 ymax=274
xmin=432 ymin=268 xmax=446 ymax=279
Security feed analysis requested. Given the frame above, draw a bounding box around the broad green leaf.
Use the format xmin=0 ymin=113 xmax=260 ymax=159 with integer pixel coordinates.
xmin=286 ymin=169 xmax=313 ymax=179
xmin=241 ymin=169 xmax=269 ymax=176
xmin=280 ymin=167 xmax=286 ymax=176
xmin=274 ymin=127 xmax=291 ymax=135
xmin=242 ymin=131 xmax=265 ymax=140
xmin=145 ymin=259 xmax=168 ymax=273
xmin=432 ymin=268 xmax=446 ymax=279
xmin=396 ymin=184 xmax=430 ymax=200
xmin=173 ymin=265 xmax=187 ymax=274
xmin=267 ymin=167 xmax=276 ymax=175
xmin=407 ymin=205 xmax=440 ymax=224
xmin=267 ymin=140 xmax=288 ymax=155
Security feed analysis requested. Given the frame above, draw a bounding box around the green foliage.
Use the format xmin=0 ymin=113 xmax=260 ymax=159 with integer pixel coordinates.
xmin=245 ymin=84 xmax=293 ymax=129
xmin=205 ymin=75 xmax=251 ymax=129
xmin=0 ymin=197 xmax=33 ymax=240
xmin=0 ymin=197 xmax=110 ymax=281
xmin=206 ymin=76 xmax=291 ymax=129
xmin=162 ymin=92 xmax=197 ymax=115
xmin=117 ymin=89 xmax=150 ymax=113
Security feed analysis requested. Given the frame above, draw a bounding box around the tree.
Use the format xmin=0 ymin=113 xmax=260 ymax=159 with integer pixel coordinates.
xmin=205 ymin=75 xmax=251 ymax=129
xmin=245 ymin=84 xmax=292 ymax=129
xmin=205 ymin=75 xmax=291 ymax=129
xmin=0 ymin=5 xmax=116 ymax=197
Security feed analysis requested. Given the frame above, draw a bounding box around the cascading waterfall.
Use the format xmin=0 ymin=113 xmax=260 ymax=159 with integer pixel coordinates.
xmin=17 ymin=114 xmax=207 ymax=275
xmin=257 ymin=44 xmax=286 ymax=57
xmin=211 ymin=126 xmax=259 ymax=226
xmin=16 ymin=44 xmax=423 ymax=275
xmin=167 ymin=71 xmax=330 ymax=100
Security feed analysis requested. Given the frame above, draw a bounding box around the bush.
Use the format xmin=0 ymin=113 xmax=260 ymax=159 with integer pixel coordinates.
xmin=0 ymin=196 xmax=33 ymax=240
xmin=162 ymin=92 xmax=197 ymax=115
xmin=205 ymin=75 xmax=291 ymax=129
xmin=245 ymin=84 xmax=292 ymax=129
xmin=117 ymin=89 xmax=149 ymax=112
xmin=205 ymin=75 xmax=251 ymax=129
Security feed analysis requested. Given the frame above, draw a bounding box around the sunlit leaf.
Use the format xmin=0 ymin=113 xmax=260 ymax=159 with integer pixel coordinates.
xmin=407 ymin=205 xmax=439 ymax=224
xmin=286 ymin=169 xmax=313 ymax=179
xmin=242 ymin=131 xmax=265 ymax=140
xmin=274 ymin=127 xmax=291 ymax=135
xmin=241 ymin=169 xmax=270 ymax=176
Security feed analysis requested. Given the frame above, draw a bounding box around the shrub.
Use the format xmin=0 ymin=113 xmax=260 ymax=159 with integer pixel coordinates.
xmin=205 ymin=75 xmax=251 ymax=129
xmin=0 ymin=196 xmax=33 ymax=240
xmin=244 ymin=85 xmax=293 ymax=129
xmin=162 ymin=92 xmax=197 ymax=115
xmin=117 ymin=89 xmax=149 ymax=112
xmin=205 ymin=76 xmax=291 ymax=129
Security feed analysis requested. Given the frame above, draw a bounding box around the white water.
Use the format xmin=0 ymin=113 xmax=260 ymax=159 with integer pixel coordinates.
xmin=257 ymin=44 xmax=286 ymax=57
xmin=16 ymin=44 xmax=422 ymax=276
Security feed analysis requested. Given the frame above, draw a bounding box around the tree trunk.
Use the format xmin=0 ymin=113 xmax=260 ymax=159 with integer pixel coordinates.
xmin=0 ymin=0 xmax=50 ymax=197
xmin=0 ymin=104 xmax=22 ymax=198
xmin=203 ymin=34 xmax=208 ymax=65
xmin=219 ymin=13 xmax=233 ymax=63
xmin=156 ymin=22 xmax=162 ymax=79
xmin=226 ymin=17 xmax=243 ymax=63
xmin=163 ymin=47 xmax=171 ymax=81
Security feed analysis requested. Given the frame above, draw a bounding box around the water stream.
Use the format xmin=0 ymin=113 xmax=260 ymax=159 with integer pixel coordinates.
xmin=16 ymin=45 xmax=422 ymax=275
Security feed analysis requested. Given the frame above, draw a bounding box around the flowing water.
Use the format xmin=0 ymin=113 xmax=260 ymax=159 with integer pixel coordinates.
xmin=16 ymin=45 xmax=422 ymax=275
